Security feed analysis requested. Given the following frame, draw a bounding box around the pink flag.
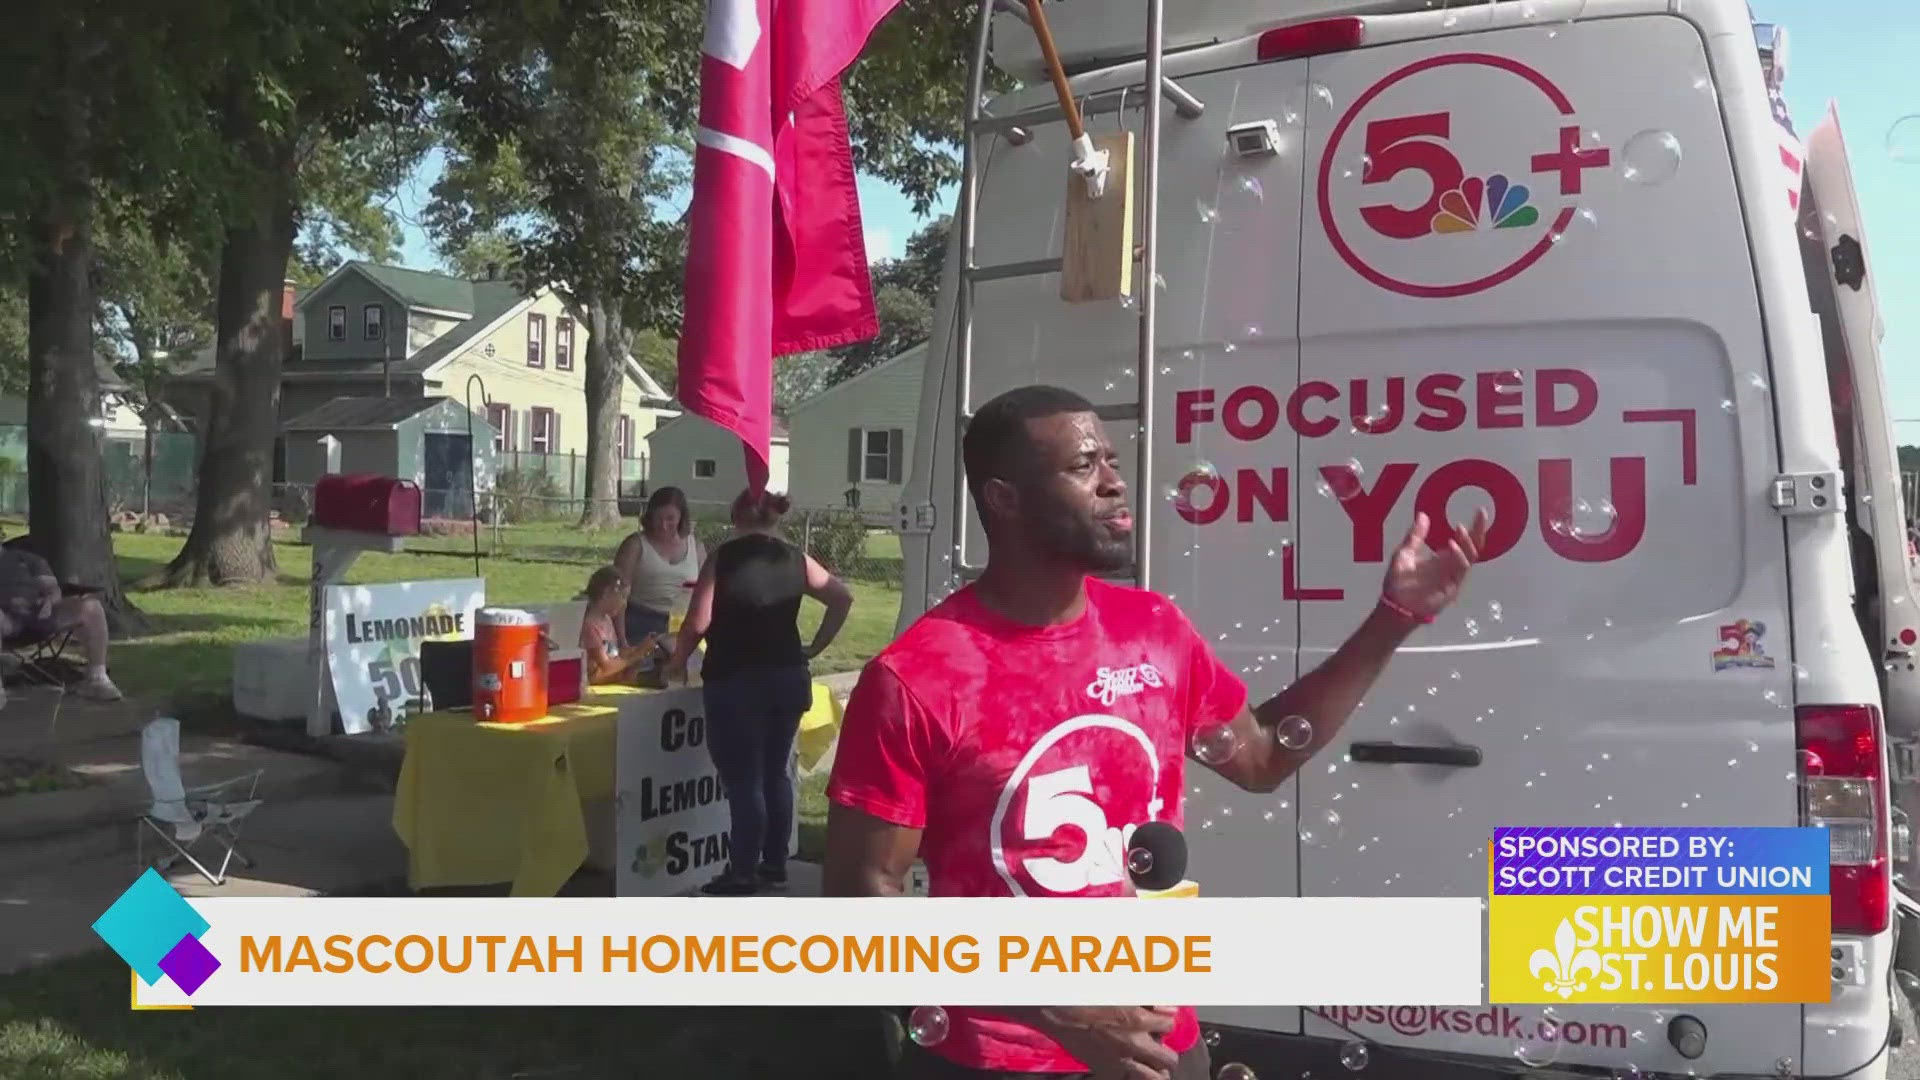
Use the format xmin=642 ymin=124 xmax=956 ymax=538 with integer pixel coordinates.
xmin=678 ymin=0 xmax=897 ymax=492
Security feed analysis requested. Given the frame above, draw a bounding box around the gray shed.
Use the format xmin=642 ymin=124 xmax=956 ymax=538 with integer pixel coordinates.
xmin=282 ymin=396 xmax=497 ymax=519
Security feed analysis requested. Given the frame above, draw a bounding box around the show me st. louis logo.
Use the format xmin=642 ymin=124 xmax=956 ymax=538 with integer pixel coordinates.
xmin=93 ymin=868 xmax=220 ymax=1007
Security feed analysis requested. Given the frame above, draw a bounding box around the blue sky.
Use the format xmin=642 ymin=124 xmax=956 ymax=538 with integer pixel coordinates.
xmin=394 ymin=2 xmax=1911 ymax=421
xmin=1752 ymin=0 xmax=1920 ymax=430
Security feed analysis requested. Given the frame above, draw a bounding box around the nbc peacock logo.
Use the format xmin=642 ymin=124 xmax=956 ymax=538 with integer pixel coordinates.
xmin=1432 ymin=174 xmax=1540 ymax=234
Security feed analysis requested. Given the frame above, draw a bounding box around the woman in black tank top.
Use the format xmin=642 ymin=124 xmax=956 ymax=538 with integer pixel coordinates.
xmin=668 ymin=488 xmax=855 ymax=895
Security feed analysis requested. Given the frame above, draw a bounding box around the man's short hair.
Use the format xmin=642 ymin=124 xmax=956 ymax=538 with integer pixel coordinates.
xmin=961 ymin=385 xmax=1097 ymax=511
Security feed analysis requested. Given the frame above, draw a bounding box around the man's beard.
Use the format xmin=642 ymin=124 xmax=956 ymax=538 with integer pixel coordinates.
xmin=1030 ymin=510 xmax=1133 ymax=574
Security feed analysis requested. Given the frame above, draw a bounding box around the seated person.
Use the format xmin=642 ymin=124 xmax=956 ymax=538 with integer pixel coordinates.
xmin=0 ymin=545 xmax=122 ymax=705
xmin=580 ymin=566 xmax=659 ymax=686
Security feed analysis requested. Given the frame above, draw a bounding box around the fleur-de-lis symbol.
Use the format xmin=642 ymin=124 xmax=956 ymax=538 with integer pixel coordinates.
xmin=1528 ymin=919 xmax=1601 ymax=999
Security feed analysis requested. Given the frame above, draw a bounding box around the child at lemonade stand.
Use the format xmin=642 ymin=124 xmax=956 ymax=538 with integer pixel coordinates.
xmin=581 ymin=566 xmax=659 ymax=685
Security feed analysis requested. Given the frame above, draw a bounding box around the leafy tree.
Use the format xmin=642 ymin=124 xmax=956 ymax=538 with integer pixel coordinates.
xmin=428 ymin=2 xmax=692 ymax=529
xmin=0 ymin=277 xmax=26 ymax=398
xmin=94 ymin=205 xmax=216 ymax=517
xmin=161 ymin=0 xmax=459 ymax=586
xmin=0 ymin=0 xmax=224 ymax=629
xmin=825 ymin=215 xmax=948 ymax=385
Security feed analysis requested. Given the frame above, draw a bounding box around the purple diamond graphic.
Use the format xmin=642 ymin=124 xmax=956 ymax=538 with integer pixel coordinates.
xmin=157 ymin=933 xmax=220 ymax=995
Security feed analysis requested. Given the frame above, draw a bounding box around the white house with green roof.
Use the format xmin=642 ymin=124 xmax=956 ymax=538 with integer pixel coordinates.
xmin=168 ymin=260 xmax=676 ymax=498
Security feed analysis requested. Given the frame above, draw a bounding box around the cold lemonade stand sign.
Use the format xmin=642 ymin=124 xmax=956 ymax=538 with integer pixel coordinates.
xmin=616 ymin=687 xmax=799 ymax=896
xmin=324 ymin=579 xmax=485 ymax=735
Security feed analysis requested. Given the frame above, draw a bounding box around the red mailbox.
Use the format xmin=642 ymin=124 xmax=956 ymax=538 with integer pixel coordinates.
xmin=311 ymin=474 xmax=422 ymax=536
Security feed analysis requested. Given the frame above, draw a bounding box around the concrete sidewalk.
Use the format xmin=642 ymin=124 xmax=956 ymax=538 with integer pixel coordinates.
xmin=0 ymin=672 xmax=861 ymax=976
xmin=0 ymin=687 xmax=378 ymax=843
xmin=0 ymin=687 xmax=408 ymax=974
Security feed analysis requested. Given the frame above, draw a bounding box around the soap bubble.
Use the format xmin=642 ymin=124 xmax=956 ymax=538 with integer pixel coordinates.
xmin=1888 ymin=115 xmax=1920 ymax=164
xmin=1621 ymin=130 xmax=1683 ymax=185
xmin=1238 ymin=175 xmax=1265 ymax=202
xmin=1205 ymin=1028 xmax=1223 ymax=1048
xmin=1340 ymin=1041 xmax=1371 ymax=1071
xmin=1324 ymin=809 xmax=1342 ymax=827
xmin=1192 ymin=723 xmax=1240 ymax=765
xmin=1218 ymin=1065 xmax=1257 ymax=1080
xmin=1126 ymin=845 xmax=1154 ymax=878
xmin=1197 ymin=200 xmax=1220 ymax=224
xmin=1169 ymin=462 xmax=1220 ymax=515
xmin=1748 ymin=372 xmax=1770 ymax=392
xmin=1276 ymin=714 xmax=1314 ymax=750
xmin=909 ymin=1006 xmax=950 ymax=1046
xmin=1613 ymin=1068 xmax=1645 ymax=1080
xmin=1515 ymin=1021 xmax=1563 ymax=1067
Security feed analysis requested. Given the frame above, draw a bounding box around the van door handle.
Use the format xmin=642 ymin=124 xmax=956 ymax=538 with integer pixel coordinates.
xmin=1348 ymin=742 xmax=1482 ymax=767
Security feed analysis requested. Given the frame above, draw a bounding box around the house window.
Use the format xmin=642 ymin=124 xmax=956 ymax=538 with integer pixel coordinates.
xmin=327 ymin=306 xmax=347 ymax=341
xmin=527 ymin=313 xmax=546 ymax=368
xmin=850 ymin=427 xmax=903 ymax=483
xmin=694 ymin=458 xmax=717 ymax=479
xmin=617 ymin=414 xmax=633 ymax=459
xmin=556 ymin=317 xmax=574 ymax=371
xmin=487 ymin=403 xmax=512 ymax=452
xmin=530 ymin=407 xmax=557 ymax=454
xmin=363 ymin=304 xmax=384 ymax=341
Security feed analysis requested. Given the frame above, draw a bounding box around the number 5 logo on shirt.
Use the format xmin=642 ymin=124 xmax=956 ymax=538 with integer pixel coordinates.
xmin=988 ymin=714 xmax=1169 ymax=897
xmin=1021 ymin=765 xmax=1125 ymax=893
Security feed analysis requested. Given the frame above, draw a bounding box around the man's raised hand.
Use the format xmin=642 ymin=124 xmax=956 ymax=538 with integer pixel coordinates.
xmin=1380 ymin=508 xmax=1489 ymax=622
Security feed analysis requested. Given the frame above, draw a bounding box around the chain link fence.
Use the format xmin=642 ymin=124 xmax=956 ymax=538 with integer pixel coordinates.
xmin=270 ymin=482 xmax=905 ymax=591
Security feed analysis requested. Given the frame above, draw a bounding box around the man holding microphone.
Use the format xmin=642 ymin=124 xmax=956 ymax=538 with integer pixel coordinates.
xmin=824 ymin=385 xmax=1487 ymax=1079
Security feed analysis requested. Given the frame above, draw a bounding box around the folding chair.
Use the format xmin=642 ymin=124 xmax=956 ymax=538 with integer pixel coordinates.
xmin=0 ymin=536 xmax=93 ymax=688
xmin=2 ymin=622 xmax=78 ymax=689
xmin=135 ymin=717 xmax=264 ymax=886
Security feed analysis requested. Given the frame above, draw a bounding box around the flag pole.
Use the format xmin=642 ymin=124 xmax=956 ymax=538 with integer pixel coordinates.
xmin=1021 ymin=0 xmax=1109 ymax=198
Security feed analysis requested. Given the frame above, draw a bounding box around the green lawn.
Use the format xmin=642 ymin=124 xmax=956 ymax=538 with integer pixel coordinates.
xmin=0 ymin=951 xmax=899 ymax=1079
xmin=105 ymin=531 xmax=901 ymax=706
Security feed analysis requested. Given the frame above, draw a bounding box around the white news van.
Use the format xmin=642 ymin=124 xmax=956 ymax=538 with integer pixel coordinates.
xmin=892 ymin=0 xmax=1920 ymax=1076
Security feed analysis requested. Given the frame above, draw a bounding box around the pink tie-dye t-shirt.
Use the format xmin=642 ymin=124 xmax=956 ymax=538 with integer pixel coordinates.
xmin=827 ymin=578 xmax=1248 ymax=1073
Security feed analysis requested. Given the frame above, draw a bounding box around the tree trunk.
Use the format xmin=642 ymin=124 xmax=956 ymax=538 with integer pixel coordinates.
xmin=577 ymin=299 xmax=630 ymax=530
xmin=161 ymin=109 xmax=296 ymax=586
xmin=25 ymin=53 xmax=144 ymax=634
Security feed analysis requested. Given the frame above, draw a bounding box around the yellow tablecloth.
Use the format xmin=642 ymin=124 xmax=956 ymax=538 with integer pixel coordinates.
xmin=392 ymin=681 xmax=845 ymax=897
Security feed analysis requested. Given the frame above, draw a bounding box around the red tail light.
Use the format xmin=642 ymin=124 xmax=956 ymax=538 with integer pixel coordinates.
xmin=1256 ymin=18 xmax=1364 ymax=61
xmin=1796 ymin=704 xmax=1890 ymax=934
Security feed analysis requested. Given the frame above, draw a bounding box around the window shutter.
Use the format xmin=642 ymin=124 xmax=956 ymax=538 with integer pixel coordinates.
xmin=887 ymin=429 xmax=904 ymax=483
xmin=847 ymin=429 xmax=861 ymax=482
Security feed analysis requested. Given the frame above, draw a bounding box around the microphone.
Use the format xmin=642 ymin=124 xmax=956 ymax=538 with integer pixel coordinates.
xmin=1125 ymin=821 xmax=1188 ymax=893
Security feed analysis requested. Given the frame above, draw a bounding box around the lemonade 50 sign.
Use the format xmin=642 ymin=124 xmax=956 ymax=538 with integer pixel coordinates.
xmin=324 ymin=578 xmax=484 ymax=735
xmin=1488 ymin=827 xmax=1830 ymax=1004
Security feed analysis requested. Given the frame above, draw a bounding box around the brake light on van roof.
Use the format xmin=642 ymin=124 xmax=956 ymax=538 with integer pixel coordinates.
xmin=1796 ymin=704 xmax=1890 ymax=935
xmin=1255 ymin=18 xmax=1364 ymax=62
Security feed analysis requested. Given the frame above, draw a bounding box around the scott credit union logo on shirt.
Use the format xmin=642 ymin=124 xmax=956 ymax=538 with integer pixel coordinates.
xmin=1487 ymin=827 xmax=1831 ymax=1005
xmin=1086 ymin=663 xmax=1164 ymax=707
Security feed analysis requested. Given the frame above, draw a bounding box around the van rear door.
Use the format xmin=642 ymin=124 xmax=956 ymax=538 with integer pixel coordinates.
xmin=1801 ymin=103 xmax=1920 ymax=915
xmin=1287 ymin=12 xmax=1799 ymax=1072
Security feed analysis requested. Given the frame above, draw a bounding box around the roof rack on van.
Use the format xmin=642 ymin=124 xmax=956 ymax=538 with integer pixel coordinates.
xmin=988 ymin=0 xmax=1416 ymax=83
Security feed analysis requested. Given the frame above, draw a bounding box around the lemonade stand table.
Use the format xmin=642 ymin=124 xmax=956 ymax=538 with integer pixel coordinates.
xmin=393 ymin=687 xmax=633 ymax=897
xmin=394 ymin=682 xmax=845 ymax=897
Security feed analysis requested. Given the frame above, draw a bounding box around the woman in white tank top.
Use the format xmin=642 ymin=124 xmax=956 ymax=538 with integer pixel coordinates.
xmin=614 ymin=487 xmax=705 ymax=642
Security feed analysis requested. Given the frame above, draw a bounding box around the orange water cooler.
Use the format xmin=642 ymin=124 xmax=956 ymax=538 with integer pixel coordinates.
xmin=472 ymin=608 xmax=549 ymax=723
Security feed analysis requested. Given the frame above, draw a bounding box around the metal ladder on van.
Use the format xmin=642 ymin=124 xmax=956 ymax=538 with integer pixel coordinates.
xmin=947 ymin=0 xmax=1204 ymax=591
